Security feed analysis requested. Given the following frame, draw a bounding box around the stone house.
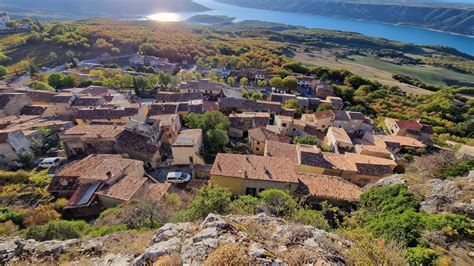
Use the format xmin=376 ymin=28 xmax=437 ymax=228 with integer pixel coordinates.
xmin=248 ymin=127 xmax=291 ymax=155
xmin=0 ymin=130 xmax=32 ymax=163
xmin=325 ymin=127 xmax=354 ymax=153
xmin=171 ymin=129 xmax=205 ymax=165
xmin=228 ymin=112 xmax=270 ymax=139
xmin=0 ymin=93 xmax=32 ymax=118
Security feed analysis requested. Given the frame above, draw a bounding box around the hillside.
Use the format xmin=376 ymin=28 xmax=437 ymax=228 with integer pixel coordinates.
xmin=0 ymin=0 xmax=209 ymax=20
xmin=218 ymin=0 xmax=474 ymax=36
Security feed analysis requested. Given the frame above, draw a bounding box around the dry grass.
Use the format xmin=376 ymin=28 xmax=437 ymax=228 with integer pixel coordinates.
xmin=241 ymin=220 xmax=275 ymax=241
xmin=154 ymin=253 xmax=182 ymax=266
xmin=279 ymin=246 xmax=318 ymax=265
xmin=203 ymin=244 xmax=251 ymax=266
xmin=102 ymin=230 xmax=154 ymax=255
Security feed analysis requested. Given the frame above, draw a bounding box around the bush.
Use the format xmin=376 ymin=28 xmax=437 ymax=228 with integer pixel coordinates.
xmin=28 ymin=170 xmax=52 ymax=186
xmin=88 ymin=225 xmax=128 ymax=237
xmin=51 ymin=198 xmax=69 ymax=212
xmin=292 ymin=209 xmax=330 ymax=230
xmin=405 ymin=247 xmax=438 ymax=266
xmin=259 ymin=189 xmax=296 ymax=217
xmin=293 ymin=135 xmax=318 ymax=145
xmin=0 ymin=221 xmax=19 ymax=237
xmin=25 ymin=220 xmax=89 ymax=241
xmin=343 ymin=228 xmax=407 ymax=266
xmin=181 ymin=185 xmax=231 ymax=221
xmin=422 ymin=213 xmax=472 ymax=238
xmin=440 ymin=159 xmax=474 ymax=178
xmin=0 ymin=170 xmax=31 ymax=185
xmin=22 ymin=205 xmax=60 ymax=228
xmin=203 ymin=244 xmax=249 ymax=266
xmin=228 ymin=195 xmax=259 ymax=215
xmin=0 ymin=207 xmax=24 ymax=225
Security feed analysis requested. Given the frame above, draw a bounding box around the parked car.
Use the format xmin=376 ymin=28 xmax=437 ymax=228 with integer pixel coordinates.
xmin=38 ymin=157 xmax=65 ymax=169
xmin=166 ymin=172 xmax=192 ymax=184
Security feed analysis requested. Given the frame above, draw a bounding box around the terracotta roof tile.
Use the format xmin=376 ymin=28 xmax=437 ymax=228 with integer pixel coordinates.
xmin=395 ymin=120 xmax=423 ymax=129
xmin=95 ymin=175 xmax=148 ymax=201
xmin=62 ymin=125 xmax=124 ymax=139
xmin=265 ymin=140 xmax=299 ymax=163
xmin=297 ymin=174 xmax=360 ymax=202
xmin=19 ymin=105 xmax=49 ymax=115
xmin=248 ymin=127 xmax=291 ymax=144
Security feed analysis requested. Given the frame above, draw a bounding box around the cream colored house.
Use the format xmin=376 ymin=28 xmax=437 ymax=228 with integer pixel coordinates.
xmin=0 ymin=130 xmax=32 ymax=162
xmin=171 ymin=129 xmax=205 ymax=165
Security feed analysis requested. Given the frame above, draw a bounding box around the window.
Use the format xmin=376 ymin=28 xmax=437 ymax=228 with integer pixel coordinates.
xmin=282 ymin=123 xmax=287 ymax=127
xmin=257 ymin=141 xmax=260 ymax=145
xmin=259 ymin=188 xmax=265 ymax=193
xmin=245 ymin=187 xmax=257 ymax=196
xmin=256 ymin=148 xmax=259 ymax=151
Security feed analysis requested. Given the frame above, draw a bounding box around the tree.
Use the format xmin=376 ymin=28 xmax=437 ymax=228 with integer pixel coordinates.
xmin=282 ymin=77 xmax=298 ymax=91
xmin=47 ymin=73 xmax=64 ymax=90
xmin=259 ymin=189 xmax=296 ymax=217
xmin=240 ymin=77 xmax=249 ymax=88
xmin=270 ymin=76 xmax=283 ymax=88
xmin=158 ymin=72 xmax=172 ymax=88
xmin=227 ymin=76 xmax=235 ymax=87
xmin=132 ymin=76 xmax=150 ymax=96
xmin=206 ymin=129 xmax=229 ymax=153
xmin=292 ymin=209 xmax=330 ymax=230
xmin=202 ymin=111 xmax=230 ymax=131
xmin=293 ymin=135 xmax=318 ymax=145
xmin=282 ymin=99 xmax=303 ymax=114
xmin=182 ymin=185 xmax=232 ymax=221
xmin=0 ymin=66 xmax=7 ymax=78
xmin=317 ymin=103 xmax=333 ymax=112
xmin=257 ymin=79 xmax=267 ymax=89
xmin=28 ymin=64 xmax=40 ymax=77
xmin=228 ymin=195 xmax=259 ymax=215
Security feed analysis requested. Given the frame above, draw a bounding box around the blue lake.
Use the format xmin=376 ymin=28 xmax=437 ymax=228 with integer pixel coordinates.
xmin=148 ymin=0 xmax=474 ymax=55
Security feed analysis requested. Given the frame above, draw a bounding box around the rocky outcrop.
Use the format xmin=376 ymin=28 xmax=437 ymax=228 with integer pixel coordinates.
xmin=134 ymin=213 xmax=350 ymax=265
xmin=364 ymin=174 xmax=474 ymax=218
xmin=1 ymin=213 xmax=350 ymax=265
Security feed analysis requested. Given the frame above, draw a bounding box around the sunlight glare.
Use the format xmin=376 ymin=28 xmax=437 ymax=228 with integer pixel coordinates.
xmin=147 ymin=13 xmax=181 ymax=22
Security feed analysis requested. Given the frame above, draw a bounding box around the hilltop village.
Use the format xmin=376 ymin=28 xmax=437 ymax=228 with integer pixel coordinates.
xmin=0 ymin=14 xmax=473 ymax=265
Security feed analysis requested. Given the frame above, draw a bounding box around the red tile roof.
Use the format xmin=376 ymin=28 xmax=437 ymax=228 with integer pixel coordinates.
xmin=395 ymin=120 xmax=423 ymax=129
xmin=248 ymin=127 xmax=291 ymax=144
xmin=95 ymin=175 xmax=148 ymax=201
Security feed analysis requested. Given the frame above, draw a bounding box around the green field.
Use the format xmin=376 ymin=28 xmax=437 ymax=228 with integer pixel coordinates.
xmin=346 ymin=55 xmax=474 ymax=87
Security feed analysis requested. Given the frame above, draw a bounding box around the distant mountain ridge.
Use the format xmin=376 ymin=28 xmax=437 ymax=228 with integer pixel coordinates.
xmin=218 ymin=0 xmax=474 ymax=36
xmin=0 ymin=0 xmax=209 ymax=19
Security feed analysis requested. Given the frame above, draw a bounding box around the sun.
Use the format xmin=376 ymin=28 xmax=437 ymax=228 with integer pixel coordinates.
xmin=147 ymin=13 xmax=181 ymax=22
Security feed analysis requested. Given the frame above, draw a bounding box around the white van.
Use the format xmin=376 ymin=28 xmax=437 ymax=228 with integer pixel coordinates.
xmin=166 ymin=172 xmax=192 ymax=184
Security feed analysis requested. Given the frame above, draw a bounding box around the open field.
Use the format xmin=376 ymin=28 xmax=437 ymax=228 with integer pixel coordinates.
xmin=347 ymin=55 xmax=474 ymax=87
xmin=294 ymin=51 xmax=434 ymax=95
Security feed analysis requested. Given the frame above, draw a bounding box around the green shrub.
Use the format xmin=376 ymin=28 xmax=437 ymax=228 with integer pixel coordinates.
xmin=88 ymin=225 xmax=128 ymax=237
xmin=25 ymin=220 xmax=89 ymax=241
xmin=293 ymin=135 xmax=318 ymax=145
xmin=181 ymin=185 xmax=232 ymax=221
xmin=440 ymin=160 xmax=474 ymax=178
xmin=0 ymin=207 xmax=24 ymax=225
xmin=259 ymin=189 xmax=296 ymax=217
xmin=405 ymin=247 xmax=438 ymax=266
xmin=422 ymin=213 xmax=472 ymax=238
xmin=28 ymin=170 xmax=52 ymax=186
xmin=228 ymin=195 xmax=259 ymax=215
xmin=292 ymin=209 xmax=330 ymax=230
xmin=0 ymin=170 xmax=31 ymax=185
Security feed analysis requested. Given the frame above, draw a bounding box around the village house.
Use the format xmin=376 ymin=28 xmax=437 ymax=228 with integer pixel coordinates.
xmin=261 ymin=141 xmax=397 ymax=186
xmin=171 ymin=129 xmax=205 ymax=165
xmin=48 ymin=154 xmax=169 ymax=217
xmin=129 ymin=54 xmax=178 ymax=73
xmin=248 ymin=127 xmax=291 ymax=155
xmin=358 ymin=131 xmax=426 ymax=154
xmin=301 ymin=110 xmax=370 ymax=134
xmin=322 ymin=96 xmax=344 ymax=110
xmin=270 ymin=93 xmax=321 ymax=111
xmin=19 ymin=105 xmax=50 ymax=116
xmin=210 ymin=153 xmax=360 ymax=205
xmin=0 ymin=93 xmax=32 ymax=118
xmin=228 ymin=112 xmax=270 ymax=139
xmin=384 ymin=118 xmax=433 ymax=142
xmin=179 ymin=79 xmax=223 ymax=97
xmin=325 ymin=126 xmax=354 ymax=153
xmin=0 ymin=12 xmax=10 ymax=30
xmin=74 ymin=106 xmax=139 ymax=125
xmin=155 ymin=92 xmax=203 ymax=103
xmin=0 ymin=115 xmax=74 ymax=145
xmin=71 ymin=96 xmax=106 ymax=110
xmin=354 ymin=144 xmax=393 ymax=159
xmin=0 ymin=129 xmax=32 ymax=163
xmin=50 ymin=93 xmax=77 ymax=117
xmin=229 ymin=69 xmax=266 ymax=81
xmin=313 ymin=80 xmax=334 ymax=98
xmin=147 ymin=114 xmax=181 ymax=144
xmin=218 ymin=98 xmax=282 ymax=114
xmin=273 ymin=115 xmax=307 ymax=137
xmin=60 ymin=125 xmax=125 ymax=158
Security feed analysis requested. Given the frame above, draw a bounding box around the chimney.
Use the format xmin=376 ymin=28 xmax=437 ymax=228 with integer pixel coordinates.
xmin=106 ymin=171 xmax=112 ymax=180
